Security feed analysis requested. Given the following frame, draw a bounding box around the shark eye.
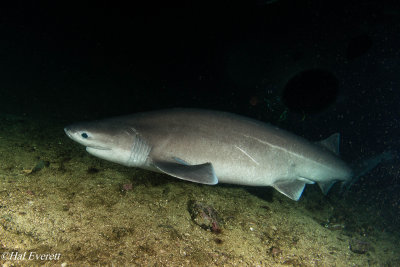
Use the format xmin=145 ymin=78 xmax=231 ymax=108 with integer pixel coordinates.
xmin=81 ymin=133 xmax=89 ymax=139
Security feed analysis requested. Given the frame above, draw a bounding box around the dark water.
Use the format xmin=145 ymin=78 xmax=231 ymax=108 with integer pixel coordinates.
xmin=0 ymin=0 xmax=399 ymax=253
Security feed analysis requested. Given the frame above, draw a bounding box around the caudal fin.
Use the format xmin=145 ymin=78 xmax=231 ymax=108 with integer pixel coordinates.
xmin=342 ymin=150 xmax=395 ymax=191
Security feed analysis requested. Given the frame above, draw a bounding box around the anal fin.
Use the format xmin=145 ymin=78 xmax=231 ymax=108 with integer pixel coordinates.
xmin=318 ymin=180 xmax=337 ymax=195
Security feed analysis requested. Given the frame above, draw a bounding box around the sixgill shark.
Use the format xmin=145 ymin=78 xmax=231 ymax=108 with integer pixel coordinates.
xmin=64 ymin=109 xmax=387 ymax=200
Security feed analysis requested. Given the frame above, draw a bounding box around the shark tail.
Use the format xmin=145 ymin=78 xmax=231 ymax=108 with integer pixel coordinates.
xmin=341 ymin=150 xmax=394 ymax=192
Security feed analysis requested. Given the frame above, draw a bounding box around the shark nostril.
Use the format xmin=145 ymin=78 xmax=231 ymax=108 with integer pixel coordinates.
xmin=64 ymin=128 xmax=70 ymax=136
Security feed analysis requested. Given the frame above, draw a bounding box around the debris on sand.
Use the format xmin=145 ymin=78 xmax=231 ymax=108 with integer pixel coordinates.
xmin=188 ymin=200 xmax=223 ymax=233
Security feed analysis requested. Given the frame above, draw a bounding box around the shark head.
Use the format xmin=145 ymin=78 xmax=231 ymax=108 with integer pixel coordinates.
xmin=64 ymin=119 xmax=151 ymax=167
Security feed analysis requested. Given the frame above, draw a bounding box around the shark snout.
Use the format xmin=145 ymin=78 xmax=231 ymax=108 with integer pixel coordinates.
xmin=64 ymin=127 xmax=73 ymax=139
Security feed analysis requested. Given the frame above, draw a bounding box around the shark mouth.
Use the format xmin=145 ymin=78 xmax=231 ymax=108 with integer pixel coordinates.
xmin=86 ymin=146 xmax=111 ymax=151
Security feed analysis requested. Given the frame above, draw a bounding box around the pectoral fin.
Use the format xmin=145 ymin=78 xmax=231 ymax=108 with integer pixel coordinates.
xmin=154 ymin=161 xmax=218 ymax=185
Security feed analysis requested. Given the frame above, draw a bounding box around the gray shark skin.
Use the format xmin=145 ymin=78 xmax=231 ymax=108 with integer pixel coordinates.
xmin=64 ymin=109 xmax=354 ymax=200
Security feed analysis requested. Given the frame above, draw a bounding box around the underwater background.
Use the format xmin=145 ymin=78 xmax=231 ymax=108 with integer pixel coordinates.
xmin=0 ymin=0 xmax=399 ymax=266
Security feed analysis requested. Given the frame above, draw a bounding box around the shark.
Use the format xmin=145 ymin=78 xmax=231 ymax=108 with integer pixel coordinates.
xmin=64 ymin=109 xmax=387 ymax=200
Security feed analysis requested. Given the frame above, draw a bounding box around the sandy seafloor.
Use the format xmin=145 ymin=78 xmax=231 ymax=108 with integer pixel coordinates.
xmin=0 ymin=113 xmax=399 ymax=267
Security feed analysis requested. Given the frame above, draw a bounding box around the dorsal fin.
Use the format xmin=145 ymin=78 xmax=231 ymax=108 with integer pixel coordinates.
xmin=315 ymin=133 xmax=340 ymax=155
